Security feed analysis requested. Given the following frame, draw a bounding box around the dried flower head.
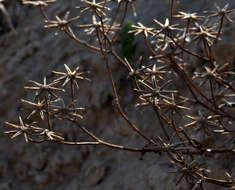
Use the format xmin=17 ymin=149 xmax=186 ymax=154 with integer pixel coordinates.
xmin=22 ymin=0 xmax=56 ymax=6
xmin=4 ymin=116 xmax=40 ymax=142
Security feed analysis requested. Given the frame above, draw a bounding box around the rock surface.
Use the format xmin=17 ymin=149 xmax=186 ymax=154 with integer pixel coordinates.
xmin=0 ymin=0 xmax=235 ymax=190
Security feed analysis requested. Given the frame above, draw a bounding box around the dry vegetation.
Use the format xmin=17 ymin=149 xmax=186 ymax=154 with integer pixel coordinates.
xmin=3 ymin=0 xmax=235 ymax=189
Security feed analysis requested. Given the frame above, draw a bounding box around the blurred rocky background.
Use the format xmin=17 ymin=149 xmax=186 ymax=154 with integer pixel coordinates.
xmin=0 ymin=0 xmax=235 ymax=189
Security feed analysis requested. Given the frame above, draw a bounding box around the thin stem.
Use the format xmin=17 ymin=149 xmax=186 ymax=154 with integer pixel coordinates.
xmin=209 ymin=78 xmax=217 ymax=108
xmin=95 ymin=14 xmax=155 ymax=144
xmin=64 ymin=27 xmax=103 ymax=52
xmin=112 ymin=1 xmax=129 ymax=43
xmin=214 ymin=16 xmax=224 ymax=44
xmin=45 ymin=96 xmax=52 ymax=131
xmin=169 ymin=0 xmax=174 ymax=25
xmin=152 ymin=106 xmax=170 ymax=141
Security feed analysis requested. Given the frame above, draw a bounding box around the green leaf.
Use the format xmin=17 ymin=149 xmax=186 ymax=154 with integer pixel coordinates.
xmin=119 ymin=22 xmax=137 ymax=62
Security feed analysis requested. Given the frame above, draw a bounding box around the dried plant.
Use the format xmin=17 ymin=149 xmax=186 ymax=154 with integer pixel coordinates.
xmin=0 ymin=0 xmax=17 ymax=34
xmin=3 ymin=0 xmax=235 ymax=189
